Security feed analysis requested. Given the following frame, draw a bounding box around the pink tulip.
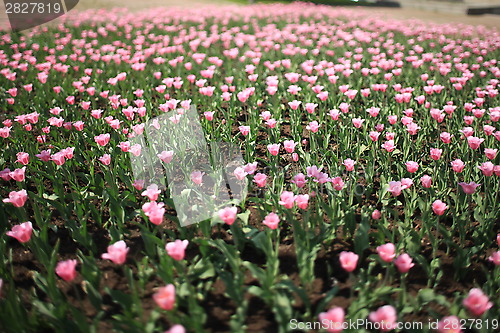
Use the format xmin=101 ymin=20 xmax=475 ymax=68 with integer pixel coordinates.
xmin=165 ymin=239 xmax=189 ymax=261
xmin=16 ymin=152 xmax=29 ymax=165
xmin=462 ymin=288 xmax=493 ymax=316
xmin=432 ymin=200 xmax=448 ymax=216
xmin=99 ymin=154 xmax=111 ymax=165
xmin=420 ymin=175 xmax=432 ymax=188
xmin=292 ymin=173 xmax=307 ymax=188
xmin=10 ymin=167 xmax=26 ymax=182
xmin=372 ymin=209 xmax=381 ymax=220
xmin=133 ymin=179 xmax=145 ymax=191
xmin=401 ymin=178 xmax=413 ymax=189
xmin=393 ymin=253 xmax=414 ymax=273
xmin=55 ymin=259 xmax=78 ymax=282
xmin=437 ymin=316 xmax=462 ymax=333
xmin=218 ymin=206 xmax=237 ymax=225
xmin=458 ymin=182 xmax=481 ymax=195
xmin=306 ymin=121 xmax=320 ymax=133
xmin=405 ymin=161 xmax=419 ymax=173
xmin=430 ymin=148 xmax=442 ymax=161
xmin=369 ymin=131 xmax=380 ymax=142
xmin=94 ymin=133 xmax=110 ymax=146
xmin=478 ymin=162 xmax=494 ymax=177
xmin=279 ymin=191 xmax=296 ymax=209
xmin=142 ymin=201 xmax=165 ymax=225
xmin=342 ymin=159 xmax=356 ymax=171
xmin=6 ymin=221 xmax=32 ymax=243
xmin=3 ymin=189 xmax=28 ymax=207
xmin=440 ymin=132 xmax=453 ymax=144
xmin=165 ymin=324 xmax=185 ymax=333
xmin=368 ymin=305 xmax=398 ymax=332
xmin=484 ymin=148 xmax=497 ymax=160
xmin=142 ymin=184 xmax=161 ymax=201
xmin=352 ymin=118 xmax=364 ymax=128
xmin=239 ymin=126 xmax=250 ymax=136
xmin=263 ymin=212 xmax=280 ymax=230
xmin=204 ymin=111 xmax=214 ymax=121
xmin=190 ymin=171 xmax=205 ymax=185
xmin=283 ymin=140 xmax=297 ymax=153
xmin=467 ymin=136 xmax=484 ymax=150
xmin=253 ymin=173 xmax=267 ymax=187
xmin=451 ymin=159 xmax=465 ymax=173
xmin=387 ymin=181 xmax=406 ymax=197
xmin=267 ymin=144 xmax=280 ymax=156
xmin=339 ymin=251 xmax=358 ymax=273
xmin=318 ymin=307 xmax=345 ymax=333
xmin=101 ymin=240 xmax=129 ymax=265
xmin=381 ymin=140 xmax=396 ymax=152
xmin=488 ymin=251 xmax=500 ymax=265
xmin=153 ymin=284 xmax=176 ymax=310
xmin=377 ymin=243 xmax=396 ymax=263
xmin=158 ymin=150 xmax=174 ymax=164
xmin=295 ymin=194 xmax=309 ymax=210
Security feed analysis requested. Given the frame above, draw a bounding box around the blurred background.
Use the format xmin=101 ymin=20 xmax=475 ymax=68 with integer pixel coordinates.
xmin=0 ymin=0 xmax=499 ymax=30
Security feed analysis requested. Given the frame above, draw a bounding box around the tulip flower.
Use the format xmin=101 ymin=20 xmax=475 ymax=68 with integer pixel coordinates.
xmin=166 ymin=240 xmax=189 ymax=261
xmin=339 ymin=251 xmax=358 ymax=273
xmin=55 ymin=259 xmax=78 ymax=282
xmin=6 ymin=221 xmax=33 ymax=243
xmin=377 ymin=243 xmax=396 ymax=263
xmin=153 ymin=284 xmax=176 ymax=310
xmin=318 ymin=307 xmax=345 ymax=333
xmin=262 ymin=212 xmax=280 ymax=230
xmin=462 ymin=288 xmax=493 ymax=316
xmin=101 ymin=240 xmax=129 ymax=265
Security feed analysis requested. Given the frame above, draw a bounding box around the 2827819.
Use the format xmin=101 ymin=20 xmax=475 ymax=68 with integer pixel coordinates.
xmin=5 ymin=2 xmax=63 ymax=14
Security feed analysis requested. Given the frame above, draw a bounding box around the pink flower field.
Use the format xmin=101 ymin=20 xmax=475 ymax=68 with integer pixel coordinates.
xmin=0 ymin=2 xmax=498 ymax=332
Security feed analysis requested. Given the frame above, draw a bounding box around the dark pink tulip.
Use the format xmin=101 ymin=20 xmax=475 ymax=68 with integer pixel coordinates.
xmin=458 ymin=182 xmax=481 ymax=195
xmin=16 ymin=152 xmax=29 ymax=165
xmin=165 ymin=240 xmax=189 ymax=261
xmin=55 ymin=259 xmax=78 ymax=282
xmin=6 ymin=221 xmax=32 ymax=243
